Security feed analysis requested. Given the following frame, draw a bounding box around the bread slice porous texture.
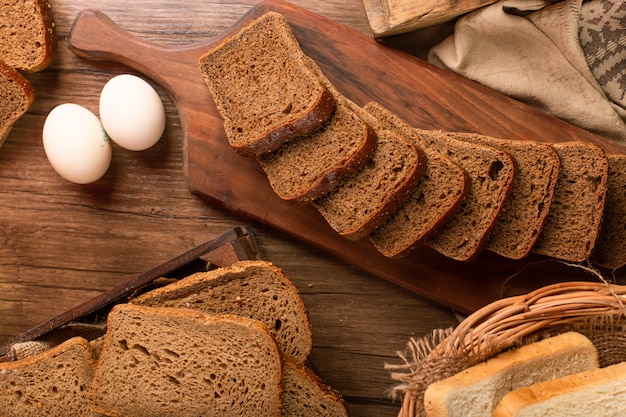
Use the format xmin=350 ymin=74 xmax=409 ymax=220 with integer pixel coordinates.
xmin=0 ymin=0 xmax=57 ymax=72
xmin=89 ymin=304 xmax=283 ymax=417
xmin=258 ymin=98 xmax=377 ymax=204
xmin=199 ymin=12 xmax=334 ymax=156
xmin=0 ymin=336 xmax=102 ymax=417
xmin=591 ymin=153 xmax=626 ymax=269
xmin=416 ymin=130 xmax=515 ymax=261
xmin=493 ymin=361 xmax=626 ymax=417
xmin=282 ymin=355 xmax=349 ymax=417
xmin=0 ymin=61 xmax=34 ymax=148
xmin=364 ymin=102 xmax=469 ymax=257
xmin=313 ymin=115 xmax=426 ymax=240
xmin=423 ymin=332 xmax=599 ymax=417
xmin=532 ymin=141 xmax=608 ymax=262
xmin=130 ymin=260 xmax=313 ymax=363
xmin=452 ymin=132 xmax=560 ymax=260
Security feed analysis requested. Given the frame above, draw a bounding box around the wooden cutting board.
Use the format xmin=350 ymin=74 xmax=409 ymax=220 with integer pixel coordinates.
xmin=67 ymin=0 xmax=626 ymax=314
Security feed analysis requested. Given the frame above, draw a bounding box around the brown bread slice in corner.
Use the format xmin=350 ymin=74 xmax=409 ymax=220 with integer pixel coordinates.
xmin=130 ymin=260 xmax=313 ymax=363
xmin=282 ymin=355 xmax=350 ymax=417
xmin=89 ymin=304 xmax=283 ymax=417
xmin=364 ymin=102 xmax=469 ymax=257
xmin=258 ymin=98 xmax=378 ymax=204
xmin=0 ymin=61 xmax=34 ymax=149
xmin=453 ymin=132 xmax=560 ymax=260
xmin=532 ymin=141 xmax=608 ymax=262
xmin=591 ymin=154 xmax=626 ymax=269
xmin=198 ymin=12 xmax=335 ymax=156
xmin=0 ymin=0 xmax=57 ymax=72
xmin=0 ymin=337 xmax=102 ymax=417
xmin=415 ymin=130 xmax=515 ymax=261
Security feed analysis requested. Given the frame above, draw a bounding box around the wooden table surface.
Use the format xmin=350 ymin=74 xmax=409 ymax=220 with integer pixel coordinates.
xmin=0 ymin=1 xmax=461 ymax=416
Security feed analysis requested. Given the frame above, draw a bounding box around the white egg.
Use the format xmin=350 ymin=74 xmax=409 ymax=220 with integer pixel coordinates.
xmin=99 ymin=74 xmax=166 ymax=151
xmin=43 ymin=103 xmax=112 ymax=184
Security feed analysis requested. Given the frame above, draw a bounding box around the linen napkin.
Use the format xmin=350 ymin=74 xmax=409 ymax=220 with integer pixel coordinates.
xmin=428 ymin=0 xmax=626 ymax=142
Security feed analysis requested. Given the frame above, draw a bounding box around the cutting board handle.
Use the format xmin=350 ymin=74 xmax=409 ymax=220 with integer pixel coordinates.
xmin=67 ymin=9 xmax=210 ymax=93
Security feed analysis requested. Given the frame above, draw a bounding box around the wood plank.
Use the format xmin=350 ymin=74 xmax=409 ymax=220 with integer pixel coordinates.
xmin=65 ymin=0 xmax=626 ymax=317
xmin=362 ymin=0 xmax=496 ymax=37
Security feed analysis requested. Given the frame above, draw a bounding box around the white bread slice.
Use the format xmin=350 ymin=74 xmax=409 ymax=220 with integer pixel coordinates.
xmin=283 ymin=355 xmax=349 ymax=417
xmin=130 ymin=260 xmax=313 ymax=363
xmin=89 ymin=304 xmax=283 ymax=417
xmin=423 ymin=332 xmax=599 ymax=417
xmin=494 ymin=361 xmax=626 ymax=417
xmin=0 ymin=336 xmax=102 ymax=417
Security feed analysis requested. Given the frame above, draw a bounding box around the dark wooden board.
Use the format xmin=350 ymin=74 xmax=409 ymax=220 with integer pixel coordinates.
xmin=67 ymin=0 xmax=626 ymax=315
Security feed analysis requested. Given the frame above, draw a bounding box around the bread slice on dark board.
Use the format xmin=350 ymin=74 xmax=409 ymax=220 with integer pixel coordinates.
xmin=591 ymin=154 xmax=626 ymax=269
xmin=313 ymin=122 xmax=425 ymax=240
xmin=130 ymin=260 xmax=313 ymax=363
xmin=0 ymin=61 xmax=34 ymax=148
xmin=198 ymin=12 xmax=335 ymax=156
xmin=89 ymin=304 xmax=283 ymax=417
xmin=452 ymin=132 xmax=560 ymax=260
xmin=415 ymin=130 xmax=516 ymax=262
xmin=0 ymin=337 xmax=101 ymax=417
xmin=283 ymin=355 xmax=350 ymax=417
xmin=532 ymin=141 xmax=608 ymax=262
xmin=363 ymin=102 xmax=469 ymax=258
xmin=258 ymin=98 xmax=377 ymax=204
xmin=0 ymin=0 xmax=57 ymax=72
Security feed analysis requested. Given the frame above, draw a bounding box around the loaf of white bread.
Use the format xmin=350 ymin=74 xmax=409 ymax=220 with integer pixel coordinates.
xmin=423 ymin=331 xmax=626 ymax=417
xmin=0 ymin=261 xmax=349 ymax=417
xmin=199 ymin=11 xmax=626 ymax=268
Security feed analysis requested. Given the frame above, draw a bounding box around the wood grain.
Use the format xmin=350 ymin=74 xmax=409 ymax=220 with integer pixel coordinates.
xmin=362 ymin=0 xmax=496 ymax=37
xmin=66 ymin=0 xmax=626 ymax=316
xmin=0 ymin=1 xmax=463 ymax=416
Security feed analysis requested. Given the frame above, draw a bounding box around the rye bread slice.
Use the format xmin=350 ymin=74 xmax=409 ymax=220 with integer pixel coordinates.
xmin=532 ymin=141 xmax=608 ymax=262
xmin=591 ymin=154 xmax=626 ymax=269
xmin=0 ymin=0 xmax=57 ymax=72
xmin=198 ymin=12 xmax=334 ymax=156
xmin=130 ymin=260 xmax=313 ymax=363
xmin=283 ymin=355 xmax=349 ymax=417
xmin=89 ymin=304 xmax=283 ymax=417
xmin=0 ymin=337 xmax=101 ymax=417
xmin=258 ymin=98 xmax=377 ymax=204
xmin=416 ymin=130 xmax=515 ymax=261
xmin=453 ymin=132 xmax=560 ymax=260
xmin=312 ymin=100 xmax=426 ymax=240
xmin=363 ymin=102 xmax=469 ymax=257
xmin=0 ymin=61 xmax=34 ymax=149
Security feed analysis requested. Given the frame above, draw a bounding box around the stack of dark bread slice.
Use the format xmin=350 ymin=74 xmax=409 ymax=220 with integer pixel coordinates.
xmin=199 ymin=11 xmax=625 ymax=269
xmin=0 ymin=0 xmax=56 ymax=149
xmin=0 ymin=260 xmax=349 ymax=417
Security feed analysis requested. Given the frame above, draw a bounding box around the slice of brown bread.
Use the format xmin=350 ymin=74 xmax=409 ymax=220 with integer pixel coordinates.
xmin=198 ymin=12 xmax=334 ymax=156
xmin=0 ymin=61 xmax=34 ymax=149
xmin=282 ymin=355 xmax=349 ymax=417
xmin=591 ymin=154 xmax=626 ymax=269
xmin=258 ymin=98 xmax=377 ymax=204
xmin=130 ymin=260 xmax=313 ymax=363
xmin=0 ymin=0 xmax=57 ymax=72
xmin=363 ymin=102 xmax=469 ymax=258
xmin=452 ymin=132 xmax=561 ymax=260
xmin=313 ymin=110 xmax=426 ymax=240
xmin=532 ymin=141 xmax=608 ymax=262
xmin=0 ymin=337 xmax=103 ymax=417
xmin=415 ymin=130 xmax=516 ymax=261
xmin=89 ymin=304 xmax=284 ymax=417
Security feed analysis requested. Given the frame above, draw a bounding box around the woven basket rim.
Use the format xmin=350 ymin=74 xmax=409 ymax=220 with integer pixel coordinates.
xmin=391 ymin=281 xmax=626 ymax=417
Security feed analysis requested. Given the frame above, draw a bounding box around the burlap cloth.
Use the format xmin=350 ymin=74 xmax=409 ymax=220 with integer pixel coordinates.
xmin=428 ymin=0 xmax=626 ymax=142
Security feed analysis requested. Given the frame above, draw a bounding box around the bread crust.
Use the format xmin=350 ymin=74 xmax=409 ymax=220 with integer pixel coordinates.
xmin=0 ymin=60 xmax=34 ymax=146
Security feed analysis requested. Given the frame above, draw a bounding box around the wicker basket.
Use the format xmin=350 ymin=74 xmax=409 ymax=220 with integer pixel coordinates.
xmin=387 ymin=281 xmax=626 ymax=417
